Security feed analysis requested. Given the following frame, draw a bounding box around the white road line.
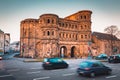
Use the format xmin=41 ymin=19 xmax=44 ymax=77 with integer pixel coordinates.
xmin=62 ymin=73 xmax=75 ymax=76
xmin=70 ymin=67 xmax=77 ymax=70
xmin=112 ymin=68 xmax=120 ymax=70
xmin=7 ymin=69 xmax=20 ymax=72
xmin=27 ymin=71 xmax=41 ymax=74
xmin=0 ymin=75 xmax=13 ymax=77
xmin=33 ymin=77 xmax=50 ymax=80
xmin=106 ymin=75 xmax=117 ymax=78
xmin=30 ymin=68 xmax=42 ymax=70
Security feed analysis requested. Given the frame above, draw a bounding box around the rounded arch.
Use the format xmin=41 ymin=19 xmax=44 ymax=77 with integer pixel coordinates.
xmin=60 ymin=46 xmax=67 ymax=58
xmin=71 ymin=46 xmax=76 ymax=58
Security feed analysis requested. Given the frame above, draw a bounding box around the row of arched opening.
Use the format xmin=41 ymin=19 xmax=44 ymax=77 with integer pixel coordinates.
xmin=59 ymin=46 xmax=76 ymax=58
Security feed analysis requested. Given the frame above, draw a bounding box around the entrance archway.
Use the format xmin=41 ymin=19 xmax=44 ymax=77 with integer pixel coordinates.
xmin=60 ymin=46 xmax=67 ymax=58
xmin=71 ymin=46 xmax=76 ymax=58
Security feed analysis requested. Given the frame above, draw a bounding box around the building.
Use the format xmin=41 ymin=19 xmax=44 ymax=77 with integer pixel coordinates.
xmin=91 ymin=32 xmax=120 ymax=56
xmin=20 ymin=10 xmax=92 ymax=58
xmin=0 ymin=29 xmax=4 ymax=55
xmin=10 ymin=41 xmax=20 ymax=52
xmin=4 ymin=33 xmax=10 ymax=53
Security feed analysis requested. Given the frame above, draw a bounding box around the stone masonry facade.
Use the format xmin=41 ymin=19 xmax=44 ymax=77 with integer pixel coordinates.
xmin=20 ymin=10 xmax=92 ymax=58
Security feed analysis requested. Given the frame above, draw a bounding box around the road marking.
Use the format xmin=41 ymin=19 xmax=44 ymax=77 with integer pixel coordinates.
xmin=30 ymin=68 xmax=42 ymax=70
xmin=50 ymin=69 xmax=66 ymax=72
xmin=70 ymin=67 xmax=77 ymax=70
xmin=33 ymin=77 xmax=50 ymax=80
xmin=0 ymin=75 xmax=13 ymax=77
xmin=112 ymin=68 xmax=120 ymax=71
xmin=62 ymin=73 xmax=75 ymax=76
xmin=106 ymin=75 xmax=117 ymax=78
xmin=7 ymin=69 xmax=20 ymax=72
xmin=27 ymin=71 xmax=41 ymax=74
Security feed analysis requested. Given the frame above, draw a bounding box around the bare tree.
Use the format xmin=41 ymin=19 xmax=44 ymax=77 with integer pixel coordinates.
xmin=104 ymin=25 xmax=120 ymax=55
xmin=116 ymin=31 xmax=120 ymax=39
xmin=104 ymin=25 xmax=118 ymax=35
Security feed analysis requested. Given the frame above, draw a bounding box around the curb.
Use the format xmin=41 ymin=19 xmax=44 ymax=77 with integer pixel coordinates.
xmin=23 ymin=59 xmax=43 ymax=62
xmin=96 ymin=60 xmax=108 ymax=62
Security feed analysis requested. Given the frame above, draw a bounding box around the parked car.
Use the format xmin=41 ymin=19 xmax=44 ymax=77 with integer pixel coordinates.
xmin=108 ymin=54 xmax=120 ymax=63
xmin=95 ymin=53 xmax=108 ymax=60
xmin=0 ymin=56 xmax=2 ymax=60
xmin=42 ymin=58 xmax=69 ymax=70
xmin=77 ymin=60 xmax=112 ymax=77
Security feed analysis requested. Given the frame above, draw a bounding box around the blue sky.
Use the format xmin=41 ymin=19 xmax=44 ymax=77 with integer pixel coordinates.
xmin=0 ymin=0 xmax=120 ymax=42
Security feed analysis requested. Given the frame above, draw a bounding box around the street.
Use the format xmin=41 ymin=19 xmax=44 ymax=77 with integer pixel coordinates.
xmin=0 ymin=58 xmax=120 ymax=80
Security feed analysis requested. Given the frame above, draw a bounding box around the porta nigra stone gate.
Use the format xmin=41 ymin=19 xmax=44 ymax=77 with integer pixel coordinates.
xmin=20 ymin=10 xmax=92 ymax=58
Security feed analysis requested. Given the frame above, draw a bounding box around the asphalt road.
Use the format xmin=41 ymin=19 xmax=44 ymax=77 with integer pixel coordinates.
xmin=0 ymin=58 xmax=120 ymax=80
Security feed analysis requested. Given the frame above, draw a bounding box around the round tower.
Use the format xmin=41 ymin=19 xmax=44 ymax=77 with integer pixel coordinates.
xmin=20 ymin=19 xmax=38 ymax=58
xmin=36 ymin=14 xmax=59 ymax=58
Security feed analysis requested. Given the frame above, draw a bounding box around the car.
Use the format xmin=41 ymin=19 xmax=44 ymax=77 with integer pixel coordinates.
xmin=0 ymin=55 xmax=3 ymax=60
xmin=42 ymin=57 xmax=69 ymax=70
xmin=95 ymin=53 xmax=108 ymax=60
xmin=77 ymin=60 xmax=112 ymax=77
xmin=0 ymin=56 xmax=2 ymax=60
xmin=108 ymin=54 xmax=120 ymax=63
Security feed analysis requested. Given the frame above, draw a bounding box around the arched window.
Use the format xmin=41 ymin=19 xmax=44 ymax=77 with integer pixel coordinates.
xmin=47 ymin=31 xmax=50 ymax=36
xmin=59 ymin=33 xmax=61 ymax=38
xmin=76 ymin=34 xmax=77 ymax=40
xmin=84 ymin=16 xmax=86 ymax=19
xmin=62 ymin=23 xmax=64 ymax=27
xmin=47 ymin=19 xmax=50 ymax=23
xmin=81 ymin=35 xmax=83 ymax=39
xmin=59 ymin=23 xmax=61 ymax=27
xmin=70 ymin=34 xmax=71 ymax=38
xmin=52 ymin=19 xmax=54 ymax=24
xmin=80 ymin=16 xmax=82 ymax=19
xmin=85 ymin=25 xmax=87 ymax=29
xmin=52 ymin=31 xmax=54 ymax=35
xmin=85 ymin=35 xmax=87 ymax=38
xmin=75 ymin=25 xmax=77 ymax=29
xmin=66 ymin=34 xmax=68 ymax=38
xmin=81 ymin=26 xmax=83 ymax=29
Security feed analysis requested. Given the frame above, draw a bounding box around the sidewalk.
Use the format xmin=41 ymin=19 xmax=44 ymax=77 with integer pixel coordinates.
xmin=15 ymin=57 xmax=108 ymax=62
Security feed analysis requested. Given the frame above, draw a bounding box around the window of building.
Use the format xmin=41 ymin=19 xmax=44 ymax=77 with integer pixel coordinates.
xmin=70 ymin=34 xmax=71 ymax=38
xmin=52 ymin=19 xmax=54 ymax=24
xmin=85 ymin=35 xmax=87 ymax=39
xmin=59 ymin=23 xmax=61 ymax=27
xmin=66 ymin=34 xmax=68 ymax=38
xmin=62 ymin=23 xmax=64 ymax=27
xmin=59 ymin=33 xmax=61 ymax=38
xmin=76 ymin=34 xmax=77 ymax=40
xmin=75 ymin=25 xmax=77 ymax=29
xmin=47 ymin=31 xmax=50 ymax=36
xmin=80 ymin=16 xmax=82 ymax=19
xmin=47 ymin=19 xmax=50 ymax=23
xmin=84 ymin=16 xmax=86 ymax=19
xmin=81 ymin=26 xmax=83 ymax=29
xmin=81 ymin=35 xmax=83 ymax=39
xmin=85 ymin=25 xmax=87 ymax=29
xmin=52 ymin=31 xmax=54 ymax=35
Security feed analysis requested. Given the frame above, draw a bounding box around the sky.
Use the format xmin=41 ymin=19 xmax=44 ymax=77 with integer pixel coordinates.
xmin=0 ymin=0 xmax=120 ymax=43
